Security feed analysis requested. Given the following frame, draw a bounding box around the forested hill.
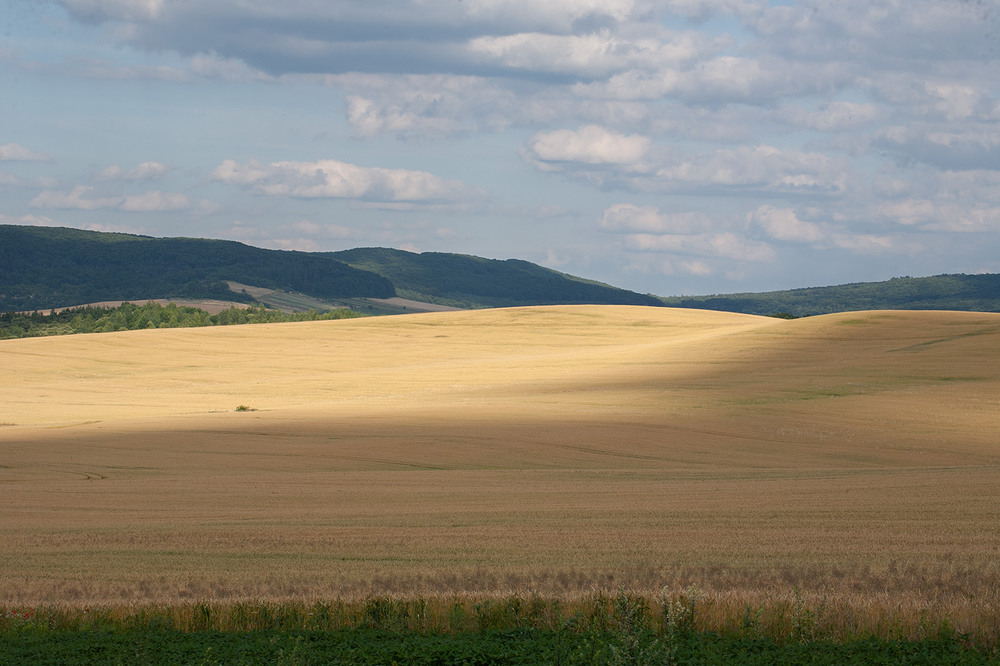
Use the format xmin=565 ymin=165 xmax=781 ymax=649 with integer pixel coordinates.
xmin=0 ymin=225 xmax=395 ymax=312
xmin=0 ymin=226 xmax=659 ymax=312
xmin=659 ymin=274 xmax=1000 ymax=317
xmin=6 ymin=225 xmax=997 ymax=316
xmin=327 ymin=247 xmax=662 ymax=308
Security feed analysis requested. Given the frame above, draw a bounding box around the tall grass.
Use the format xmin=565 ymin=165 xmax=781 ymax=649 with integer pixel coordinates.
xmin=3 ymin=587 xmax=997 ymax=650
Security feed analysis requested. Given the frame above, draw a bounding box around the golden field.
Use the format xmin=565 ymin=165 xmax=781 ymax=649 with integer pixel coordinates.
xmin=2 ymin=305 xmax=999 ymax=636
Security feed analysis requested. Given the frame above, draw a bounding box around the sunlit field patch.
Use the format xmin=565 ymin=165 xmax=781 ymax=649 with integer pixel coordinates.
xmin=2 ymin=305 xmax=999 ymax=644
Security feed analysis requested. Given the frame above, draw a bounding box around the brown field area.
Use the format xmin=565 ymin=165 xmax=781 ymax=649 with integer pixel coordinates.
xmin=2 ymin=305 xmax=999 ymax=637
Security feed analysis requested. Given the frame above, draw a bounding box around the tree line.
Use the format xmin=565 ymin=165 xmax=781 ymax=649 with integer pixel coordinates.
xmin=0 ymin=301 xmax=361 ymax=340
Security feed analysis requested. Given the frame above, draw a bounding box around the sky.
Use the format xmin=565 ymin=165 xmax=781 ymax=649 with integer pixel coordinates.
xmin=1 ymin=0 xmax=998 ymax=297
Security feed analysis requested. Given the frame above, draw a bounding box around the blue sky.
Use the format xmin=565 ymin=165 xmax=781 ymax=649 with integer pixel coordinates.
xmin=2 ymin=0 xmax=999 ymax=297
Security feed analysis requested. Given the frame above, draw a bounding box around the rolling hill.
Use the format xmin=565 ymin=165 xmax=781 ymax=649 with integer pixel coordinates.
xmin=326 ymin=246 xmax=662 ymax=308
xmin=0 ymin=225 xmax=660 ymax=312
xmin=2 ymin=305 xmax=999 ymax=622
xmin=0 ymin=225 xmax=394 ymax=312
xmin=4 ymin=224 xmax=1000 ymax=316
xmin=660 ymin=273 xmax=1000 ymax=316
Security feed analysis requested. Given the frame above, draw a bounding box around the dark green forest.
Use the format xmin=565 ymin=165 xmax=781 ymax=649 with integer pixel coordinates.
xmin=0 ymin=225 xmax=395 ymax=312
xmin=0 ymin=226 xmax=660 ymax=312
xmin=4 ymin=225 xmax=1000 ymax=317
xmin=327 ymin=247 xmax=663 ymax=308
xmin=660 ymin=274 xmax=1000 ymax=317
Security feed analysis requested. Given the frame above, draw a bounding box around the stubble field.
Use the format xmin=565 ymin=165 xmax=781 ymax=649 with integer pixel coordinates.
xmin=2 ymin=305 xmax=999 ymax=640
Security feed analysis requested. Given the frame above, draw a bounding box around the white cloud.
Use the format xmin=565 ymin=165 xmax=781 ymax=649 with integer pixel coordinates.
xmin=345 ymin=90 xmax=468 ymax=138
xmin=100 ymin=161 xmax=167 ymax=180
xmin=0 ymin=143 xmax=51 ymax=162
xmin=29 ymin=185 xmax=123 ymax=210
xmin=525 ymin=125 xmax=651 ymax=168
xmin=467 ymin=30 xmax=716 ymax=79
xmin=212 ymin=158 xmax=480 ymax=203
xmin=28 ymin=185 xmax=190 ymax=212
xmin=600 ymin=203 xmax=776 ymax=263
xmin=119 ymin=190 xmax=190 ymax=211
xmin=290 ymin=219 xmax=357 ymax=239
xmin=753 ymin=0 xmax=994 ymax=63
xmin=879 ymin=199 xmax=1000 ymax=233
xmin=0 ymin=213 xmax=60 ymax=227
xmin=623 ymin=230 xmax=776 ymax=262
xmin=830 ymin=233 xmax=895 ymax=253
xmin=878 ymin=199 xmax=938 ymax=227
xmin=655 ymin=145 xmax=848 ymax=193
xmin=190 ymin=53 xmax=273 ymax=83
xmin=746 ymin=205 xmax=824 ymax=243
xmin=601 ymin=203 xmax=710 ymax=233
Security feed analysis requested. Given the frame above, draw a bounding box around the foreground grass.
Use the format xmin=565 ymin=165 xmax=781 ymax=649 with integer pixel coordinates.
xmin=5 ymin=628 xmax=995 ymax=665
xmin=3 ymin=593 xmax=998 ymax=664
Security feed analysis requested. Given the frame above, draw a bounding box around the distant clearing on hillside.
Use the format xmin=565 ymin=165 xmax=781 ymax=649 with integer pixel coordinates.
xmin=1 ymin=306 xmax=999 ymax=632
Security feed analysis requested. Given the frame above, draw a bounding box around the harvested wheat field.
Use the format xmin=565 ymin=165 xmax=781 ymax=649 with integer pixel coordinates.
xmin=2 ymin=305 xmax=1000 ymax=636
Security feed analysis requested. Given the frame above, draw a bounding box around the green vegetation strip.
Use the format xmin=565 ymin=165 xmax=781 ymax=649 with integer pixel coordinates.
xmin=4 ymin=629 xmax=994 ymax=665
xmin=3 ymin=592 xmax=997 ymax=665
xmin=0 ymin=301 xmax=362 ymax=340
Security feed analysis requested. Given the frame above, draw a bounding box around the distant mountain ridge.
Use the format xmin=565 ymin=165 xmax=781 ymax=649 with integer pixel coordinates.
xmin=0 ymin=225 xmax=659 ymax=312
xmin=4 ymin=225 xmax=999 ymax=315
xmin=659 ymin=274 xmax=1000 ymax=316
xmin=0 ymin=225 xmax=394 ymax=312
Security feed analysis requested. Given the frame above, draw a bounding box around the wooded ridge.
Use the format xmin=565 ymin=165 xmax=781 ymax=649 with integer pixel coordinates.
xmin=0 ymin=225 xmax=659 ymax=312
xmin=2 ymin=224 xmax=998 ymax=315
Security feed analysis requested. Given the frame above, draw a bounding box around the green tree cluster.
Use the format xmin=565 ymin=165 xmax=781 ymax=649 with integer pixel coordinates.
xmin=0 ymin=302 xmax=361 ymax=340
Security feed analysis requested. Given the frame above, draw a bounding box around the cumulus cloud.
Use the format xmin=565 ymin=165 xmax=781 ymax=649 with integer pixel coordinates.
xmin=51 ymin=0 xmax=647 ymax=79
xmin=879 ymin=198 xmax=1000 ymax=233
xmin=341 ymin=75 xmax=493 ymax=138
xmin=622 ymin=230 xmax=776 ymax=262
xmin=29 ymin=184 xmax=190 ymax=211
xmin=601 ymin=203 xmax=710 ymax=233
xmin=654 ymin=145 xmax=848 ymax=193
xmin=753 ymin=0 xmax=995 ymax=63
xmin=526 ymin=136 xmax=853 ymax=196
xmin=29 ymin=185 xmax=124 ymax=210
xmin=466 ymin=29 xmax=722 ymax=80
xmin=0 ymin=143 xmax=52 ymax=162
xmin=525 ymin=125 xmax=651 ymax=168
xmin=211 ymin=158 xmax=480 ymax=203
xmin=746 ymin=205 xmax=824 ymax=243
xmin=600 ymin=203 xmax=776 ymax=263
xmin=829 ymin=233 xmax=895 ymax=253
